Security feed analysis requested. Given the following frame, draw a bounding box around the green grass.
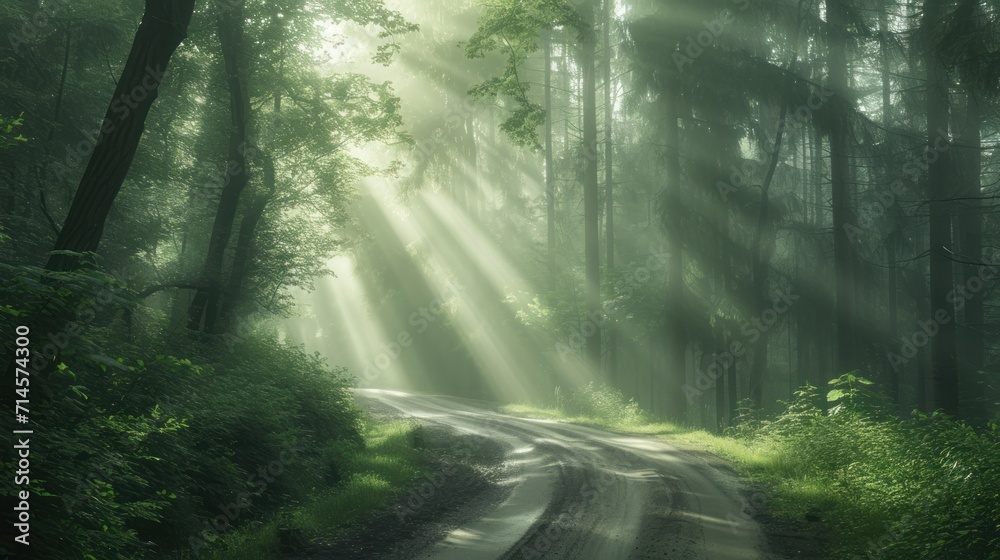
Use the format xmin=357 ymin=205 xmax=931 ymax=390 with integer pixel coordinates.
xmin=502 ymin=402 xmax=682 ymax=436
xmin=202 ymin=420 xmax=424 ymax=560
xmin=501 ymin=401 xmax=785 ymax=471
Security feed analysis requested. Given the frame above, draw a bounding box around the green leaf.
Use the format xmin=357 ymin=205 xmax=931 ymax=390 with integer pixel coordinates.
xmin=827 ymin=389 xmax=846 ymax=402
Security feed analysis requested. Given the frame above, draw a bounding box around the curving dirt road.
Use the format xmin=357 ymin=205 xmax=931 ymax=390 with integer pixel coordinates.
xmin=358 ymin=389 xmax=775 ymax=560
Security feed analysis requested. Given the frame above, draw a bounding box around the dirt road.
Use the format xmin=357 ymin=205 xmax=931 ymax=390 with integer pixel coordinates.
xmin=358 ymin=389 xmax=772 ymax=560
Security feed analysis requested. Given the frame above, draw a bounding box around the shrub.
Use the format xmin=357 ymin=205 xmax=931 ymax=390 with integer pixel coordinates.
xmin=0 ymin=264 xmax=362 ymax=560
xmin=731 ymin=373 xmax=1000 ymax=559
xmin=564 ymin=382 xmax=649 ymax=427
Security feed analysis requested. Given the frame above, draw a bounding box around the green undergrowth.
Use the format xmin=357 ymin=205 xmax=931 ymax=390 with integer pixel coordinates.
xmin=0 ymin=264 xmax=425 ymax=560
xmin=502 ymin=378 xmax=1000 ymax=559
xmin=200 ymin=420 xmax=424 ymax=560
xmin=504 ymin=382 xmax=684 ymax=435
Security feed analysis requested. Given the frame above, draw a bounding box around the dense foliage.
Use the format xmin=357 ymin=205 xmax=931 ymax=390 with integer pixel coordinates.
xmin=0 ymin=260 xmax=363 ymax=559
xmin=730 ymin=375 xmax=1000 ymax=559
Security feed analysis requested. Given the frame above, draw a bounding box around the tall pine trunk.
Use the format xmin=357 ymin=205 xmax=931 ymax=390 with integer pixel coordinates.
xmin=825 ymin=0 xmax=858 ymax=374
xmin=544 ymin=31 xmax=557 ymax=292
xmin=603 ymin=0 xmax=617 ymax=383
xmin=955 ymin=0 xmax=984 ymax=413
xmin=957 ymin=91 xmax=983 ymax=408
xmin=923 ymin=0 xmax=958 ymax=415
xmin=664 ymin=87 xmax=686 ymax=420
xmin=880 ymin=0 xmax=901 ymax=402
xmin=580 ymin=0 xmax=603 ymax=371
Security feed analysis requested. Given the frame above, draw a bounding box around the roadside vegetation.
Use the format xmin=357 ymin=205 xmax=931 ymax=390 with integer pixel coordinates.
xmin=1 ymin=265 xmax=426 ymax=560
xmin=503 ymin=380 xmax=1000 ymax=559
xmin=199 ymin=420 xmax=424 ymax=560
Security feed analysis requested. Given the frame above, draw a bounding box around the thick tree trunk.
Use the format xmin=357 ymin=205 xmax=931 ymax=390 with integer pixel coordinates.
xmin=188 ymin=0 xmax=252 ymax=333
xmin=45 ymin=0 xmax=195 ymax=272
xmin=923 ymin=0 xmax=959 ymax=415
xmin=580 ymin=0 xmax=603 ymax=371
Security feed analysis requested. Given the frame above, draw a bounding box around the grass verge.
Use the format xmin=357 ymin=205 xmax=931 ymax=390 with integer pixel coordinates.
xmin=202 ymin=419 xmax=424 ymax=560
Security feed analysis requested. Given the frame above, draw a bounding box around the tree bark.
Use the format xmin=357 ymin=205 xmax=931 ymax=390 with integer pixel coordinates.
xmin=544 ymin=31 xmax=557 ymax=292
xmin=603 ymin=0 xmax=617 ymax=383
xmin=580 ymin=0 xmax=603 ymax=371
xmin=188 ymin=0 xmax=252 ymax=333
xmin=957 ymin=91 xmax=983 ymax=404
xmin=825 ymin=0 xmax=858 ymax=374
xmin=664 ymin=87 xmax=686 ymax=420
xmin=955 ymin=0 xmax=984 ymax=412
xmin=923 ymin=0 xmax=959 ymax=415
xmin=45 ymin=0 xmax=195 ymax=272
xmin=218 ymin=151 xmax=276 ymax=326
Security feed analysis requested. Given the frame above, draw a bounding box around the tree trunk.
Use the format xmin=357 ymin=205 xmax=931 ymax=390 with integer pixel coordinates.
xmin=954 ymin=0 xmax=984 ymax=412
xmin=544 ymin=31 xmax=557 ymax=292
xmin=45 ymin=0 xmax=195 ymax=272
xmin=879 ymin=0 xmax=901 ymax=402
xmin=664 ymin=87 xmax=686 ymax=421
xmin=580 ymin=0 xmax=603 ymax=371
xmin=218 ymin=151 xmax=276 ymax=326
xmin=825 ymin=0 xmax=858 ymax=374
xmin=603 ymin=0 xmax=617 ymax=384
xmin=188 ymin=0 xmax=252 ymax=333
xmin=957 ymin=91 xmax=983 ymax=406
xmin=923 ymin=0 xmax=959 ymax=415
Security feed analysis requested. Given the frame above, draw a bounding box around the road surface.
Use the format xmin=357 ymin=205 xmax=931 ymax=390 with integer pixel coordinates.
xmin=359 ymin=389 xmax=771 ymax=560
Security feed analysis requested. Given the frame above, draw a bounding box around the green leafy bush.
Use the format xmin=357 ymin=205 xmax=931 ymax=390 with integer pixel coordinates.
xmin=564 ymin=382 xmax=650 ymax=428
xmin=730 ymin=373 xmax=1000 ymax=559
xmin=1 ymin=264 xmax=363 ymax=560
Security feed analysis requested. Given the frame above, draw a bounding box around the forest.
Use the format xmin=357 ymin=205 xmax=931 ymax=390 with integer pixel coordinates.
xmin=1 ymin=0 xmax=999 ymax=558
